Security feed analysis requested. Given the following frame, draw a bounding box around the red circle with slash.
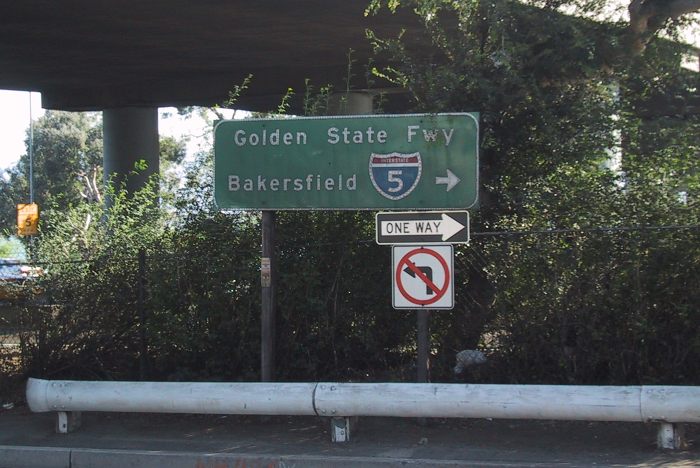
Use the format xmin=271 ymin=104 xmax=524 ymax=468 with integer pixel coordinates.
xmin=395 ymin=247 xmax=450 ymax=306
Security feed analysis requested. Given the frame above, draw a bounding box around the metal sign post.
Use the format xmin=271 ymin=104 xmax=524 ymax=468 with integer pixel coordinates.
xmin=417 ymin=309 xmax=430 ymax=384
xmin=261 ymin=211 xmax=276 ymax=382
xmin=391 ymin=244 xmax=455 ymax=393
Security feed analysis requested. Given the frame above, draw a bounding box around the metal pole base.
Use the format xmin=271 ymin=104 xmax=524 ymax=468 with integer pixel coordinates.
xmin=657 ymin=422 xmax=687 ymax=450
xmin=56 ymin=411 xmax=82 ymax=434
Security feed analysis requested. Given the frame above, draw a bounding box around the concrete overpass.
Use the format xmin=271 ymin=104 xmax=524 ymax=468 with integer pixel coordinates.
xmin=1 ymin=1 xmax=419 ymax=188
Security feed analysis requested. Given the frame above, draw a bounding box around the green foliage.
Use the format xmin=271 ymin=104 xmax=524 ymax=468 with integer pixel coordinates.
xmin=273 ymin=211 xmax=415 ymax=380
xmin=23 ymin=180 xmax=164 ymax=378
xmin=223 ymin=74 xmax=253 ymax=109
xmin=159 ymin=135 xmax=189 ymax=209
xmin=20 ymin=178 xmax=419 ymax=382
xmin=145 ymin=210 xmax=262 ymax=381
xmin=0 ymin=237 xmax=24 ymax=259
xmin=302 ymin=80 xmax=335 ymax=116
xmin=0 ymin=240 xmax=12 ymax=258
xmin=369 ymin=0 xmax=700 ymax=384
xmin=4 ymin=0 xmax=699 ymax=387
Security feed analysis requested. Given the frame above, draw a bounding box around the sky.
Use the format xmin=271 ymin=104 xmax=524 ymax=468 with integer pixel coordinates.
xmin=0 ymin=90 xmax=43 ymax=171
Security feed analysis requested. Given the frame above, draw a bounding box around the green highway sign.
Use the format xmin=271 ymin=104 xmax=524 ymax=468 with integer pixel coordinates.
xmin=214 ymin=113 xmax=478 ymax=210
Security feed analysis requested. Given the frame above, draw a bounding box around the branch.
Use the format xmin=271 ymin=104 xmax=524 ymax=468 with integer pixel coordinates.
xmin=77 ymin=166 xmax=102 ymax=203
xmin=91 ymin=168 xmax=102 ymax=203
xmin=667 ymin=0 xmax=700 ymax=19
xmin=628 ymin=0 xmax=700 ymax=53
xmin=210 ymin=107 xmax=225 ymax=121
xmin=629 ymin=0 xmax=653 ymax=35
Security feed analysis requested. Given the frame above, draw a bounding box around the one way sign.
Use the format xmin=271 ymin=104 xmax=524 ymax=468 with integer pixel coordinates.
xmin=376 ymin=211 xmax=470 ymax=245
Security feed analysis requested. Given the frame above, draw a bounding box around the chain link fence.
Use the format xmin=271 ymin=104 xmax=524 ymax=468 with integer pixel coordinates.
xmin=1 ymin=222 xmax=698 ymax=404
xmin=0 ymin=238 xmax=36 ymax=404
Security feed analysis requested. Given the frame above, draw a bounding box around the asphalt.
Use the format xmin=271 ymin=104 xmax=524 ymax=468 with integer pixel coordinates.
xmin=0 ymin=406 xmax=698 ymax=467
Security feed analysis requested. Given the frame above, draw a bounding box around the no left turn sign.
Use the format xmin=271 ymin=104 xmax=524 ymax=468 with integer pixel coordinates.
xmin=392 ymin=245 xmax=454 ymax=309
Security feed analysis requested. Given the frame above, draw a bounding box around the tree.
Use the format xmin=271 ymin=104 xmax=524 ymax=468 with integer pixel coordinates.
xmin=368 ymin=0 xmax=699 ymax=72
xmin=0 ymin=111 xmax=102 ymax=235
xmin=367 ymin=0 xmax=700 ymax=383
xmin=25 ymin=181 xmax=166 ymax=379
xmin=628 ymin=0 xmax=700 ymax=52
xmin=0 ymin=111 xmax=188 ymax=235
xmin=6 ymin=1 xmax=698 ymax=386
xmin=159 ymin=134 xmax=188 ymax=210
xmin=530 ymin=0 xmax=700 ymax=55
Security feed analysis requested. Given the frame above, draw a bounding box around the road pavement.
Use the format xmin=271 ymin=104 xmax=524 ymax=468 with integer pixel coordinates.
xmin=0 ymin=406 xmax=698 ymax=467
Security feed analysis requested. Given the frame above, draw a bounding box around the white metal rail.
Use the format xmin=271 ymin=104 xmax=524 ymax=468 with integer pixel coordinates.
xmin=26 ymin=378 xmax=700 ymax=423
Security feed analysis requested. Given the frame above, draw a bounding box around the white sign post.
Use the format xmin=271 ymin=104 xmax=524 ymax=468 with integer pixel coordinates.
xmin=392 ymin=245 xmax=454 ymax=310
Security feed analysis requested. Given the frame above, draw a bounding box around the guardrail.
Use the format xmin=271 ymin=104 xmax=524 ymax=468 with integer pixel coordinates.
xmin=27 ymin=378 xmax=700 ymax=448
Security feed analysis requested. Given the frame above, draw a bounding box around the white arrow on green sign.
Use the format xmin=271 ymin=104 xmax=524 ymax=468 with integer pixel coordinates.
xmin=214 ymin=113 xmax=479 ymax=210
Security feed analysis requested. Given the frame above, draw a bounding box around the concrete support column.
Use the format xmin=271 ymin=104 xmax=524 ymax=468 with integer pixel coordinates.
xmin=329 ymin=91 xmax=373 ymax=115
xmin=103 ymin=107 xmax=159 ymax=196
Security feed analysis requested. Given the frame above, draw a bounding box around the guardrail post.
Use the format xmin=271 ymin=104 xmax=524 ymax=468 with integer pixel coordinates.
xmin=330 ymin=416 xmax=352 ymax=443
xmin=657 ymin=422 xmax=687 ymax=450
xmin=56 ymin=411 xmax=81 ymax=433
